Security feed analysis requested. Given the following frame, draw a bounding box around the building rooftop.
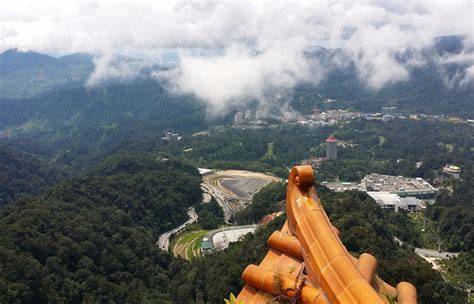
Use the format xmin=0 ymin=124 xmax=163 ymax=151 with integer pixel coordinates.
xmin=360 ymin=173 xmax=437 ymax=195
xmin=323 ymin=173 xmax=437 ymax=199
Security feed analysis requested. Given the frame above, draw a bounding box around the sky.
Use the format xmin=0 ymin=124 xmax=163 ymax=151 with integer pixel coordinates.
xmin=2 ymin=0 xmax=473 ymax=113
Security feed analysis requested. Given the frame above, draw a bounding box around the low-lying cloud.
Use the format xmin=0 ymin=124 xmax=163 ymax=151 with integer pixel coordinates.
xmin=153 ymin=41 xmax=323 ymax=115
xmin=2 ymin=0 xmax=473 ymax=113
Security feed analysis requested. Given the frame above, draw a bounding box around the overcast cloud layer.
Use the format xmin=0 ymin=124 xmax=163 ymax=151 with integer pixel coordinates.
xmin=2 ymin=0 xmax=473 ymax=113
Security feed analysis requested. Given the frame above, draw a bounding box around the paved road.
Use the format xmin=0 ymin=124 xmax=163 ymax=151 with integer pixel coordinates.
xmin=414 ymin=247 xmax=459 ymax=259
xmin=201 ymin=170 xmax=279 ymax=224
xmin=157 ymin=207 xmax=198 ymax=251
xmin=394 ymin=237 xmax=459 ymax=259
xmin=201 ymin=183 xmax=234 ymax=223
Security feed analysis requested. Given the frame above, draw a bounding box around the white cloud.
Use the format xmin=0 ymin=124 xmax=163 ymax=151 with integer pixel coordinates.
xmin=1 ymin=0 xmax=473 ymax=111
xmin=154 ymin=40 xmax=322 ymax=115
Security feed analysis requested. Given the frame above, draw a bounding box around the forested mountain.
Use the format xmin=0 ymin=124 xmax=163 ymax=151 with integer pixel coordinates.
xmin=0 ymin=80 xmax=208 ymax=132
xmin=0 ymin=156 xmax=465 ymax=303
xmin=2 ymin=2 xmax=473 ymax=303
xmin=0 ymin=155 xmax=201 ymax=303
xmin=2 ymin=36 xmax=472 ymax=119
xmin=294 ymin=36 xmax=474 ymax=117
xmin=0 ymin=49 xmax=94 ymax=99
xmin=0 ymin=80 xmax=217 ymax=172
xmin=427 ymin=168 xmax=474 ymax=251
xmin=0 ymin=144 xmax=64 ymax=206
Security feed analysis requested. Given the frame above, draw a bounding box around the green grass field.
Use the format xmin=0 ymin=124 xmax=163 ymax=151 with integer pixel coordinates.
xmin=173 ymin=229 xmax=209 ymax=260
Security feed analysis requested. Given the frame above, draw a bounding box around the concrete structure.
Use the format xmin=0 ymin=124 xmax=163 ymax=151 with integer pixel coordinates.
xmin=326 ymin=135 xmax=338 ymax=160
xmin=201 ymin=225 xmax=258 ymax=254
xmin=382 ymin=114 xmax=395 ymax=122
xmin=382 ymin=106 xmax=397 ymax=116
xmin=360 ymin=174 xmax=437 ymax=198
xmin=238 ymin=166 xmax=417 ymax=303
xmin=367 ymin=192 xmax=422 ymax=212
xmin=323 ymin=173 xmax=437 ymax=212
xmin=442 ymin=164 xmax=461 ymax=179
xmin=200 ymin=237 xmax=213 ymax=255
xmin=244 ymin=110 xmax=252 ymax=120
xmin=234 ymin=112 xmax=243 ymax=125
xmin=164 ymin=131 xmax=179 ymax=143
xmin=211 ymin=225 xmax=257 ymax=251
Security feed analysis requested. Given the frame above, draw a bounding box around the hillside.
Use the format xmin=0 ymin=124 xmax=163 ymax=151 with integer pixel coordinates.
xmin=0 ymin=49 xmax=94 ymax=99
xmin=0 ymin=155 xmax=201 ymax=303
xmin=0 ymin=144 xmax=64 ymax=206
xmin=2 ymin=36 xmax=473 ymax=118
xmin=294 ymin=36 xmax=474 ymax=117
xmin=0 ymin=80 xmax=216 ymax=171
xmin=427 ymin=168 xmax=474 ymax=252
xmin=0 ymin=154 xmax=466 ymax=303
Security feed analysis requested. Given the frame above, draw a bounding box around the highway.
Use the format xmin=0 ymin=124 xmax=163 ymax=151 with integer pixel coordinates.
xmin=157 ymin=207 xmax=198 ymax=251
xmin=201 ymin=183 xmax=235 ymax=223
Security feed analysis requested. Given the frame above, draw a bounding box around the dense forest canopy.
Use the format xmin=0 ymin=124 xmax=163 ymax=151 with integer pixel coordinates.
xmin=0 ymin=125 xmax=472 ymax=303
xmin=1 ymin=4 xmax=473 ymax=303
xmin=427 ymin=168 xmax=474 ymax=252
xmin=0 ymin=155 xmax=201 ymax=303
xmin=0 ymin=144 xmax=64 ymax=206
xmin=0 ymin=49 xmax=472 ymax=303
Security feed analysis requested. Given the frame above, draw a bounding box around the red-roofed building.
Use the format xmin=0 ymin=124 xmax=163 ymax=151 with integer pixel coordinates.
xmin=326 ymin=136 xmax=338 ymax=160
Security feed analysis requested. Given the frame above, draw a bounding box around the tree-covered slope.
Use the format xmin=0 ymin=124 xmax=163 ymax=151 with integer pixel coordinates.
xmin=0 ymin=80 xmax=207 ymax=132
xmin=0 ymin=49 xmax=94 ymax=99
xmin=0 ymin=155 xmax=201 ymax=303
xmin=0 ymin=144 xmax=64 ymax=206
xmin=427 ymin=167 xmax=474 ymax=251
xmin=295 ymin=36 xmax=474 ymax=117
xmin=0 ymin=80 xmax=216 ymax=172
xmin=0 ymin=152 xmax=466 ymax=303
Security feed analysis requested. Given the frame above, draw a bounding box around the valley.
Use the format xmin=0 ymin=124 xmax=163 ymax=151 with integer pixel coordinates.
xmin=1 ymin=6 xmax=473 ymax=302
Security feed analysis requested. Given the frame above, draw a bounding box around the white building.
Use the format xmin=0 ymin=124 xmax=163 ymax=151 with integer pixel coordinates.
xmin=367 ymin=192 xmax=422 ymax=212
xmin=234 ymin=112 xmax=243 ymax=125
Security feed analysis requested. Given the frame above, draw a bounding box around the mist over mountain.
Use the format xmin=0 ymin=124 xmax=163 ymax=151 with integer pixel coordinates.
xmin=296 ymin=35 xmax=474 ymax=116
xmin=1 ymin=35 xmax=472 ymax=122
xmin=1 ymin=2 xmax=474 ymax=303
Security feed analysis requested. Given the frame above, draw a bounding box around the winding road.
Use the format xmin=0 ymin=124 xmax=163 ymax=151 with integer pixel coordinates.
xmin=157 ymin=207 xmax=198 ymax=251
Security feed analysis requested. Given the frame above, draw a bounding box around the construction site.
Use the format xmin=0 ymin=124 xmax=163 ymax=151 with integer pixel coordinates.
xmin=201 ymin=169 xmax=281 ymax=222
xmin=167 ymin=169 xmax=280 ymax=261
